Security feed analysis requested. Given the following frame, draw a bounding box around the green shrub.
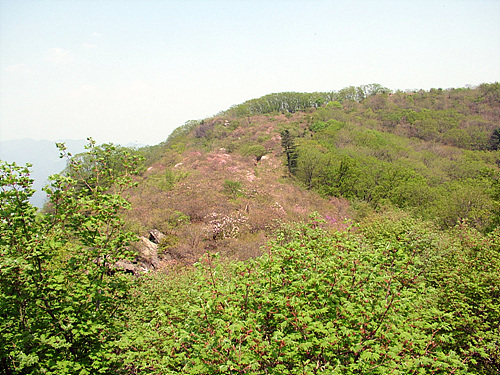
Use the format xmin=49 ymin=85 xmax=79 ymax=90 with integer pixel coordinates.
xmin=118 ymin=215 xmax=468 ymax=374
xmin=309 ymin=120 xmax=328 ymax=132
xmin=0 ymin=140 xmax=139 ymax=374
xmin=223 ymin=179 xmax=244 ymax=198
xmin=241 ymin=144 xmax=267 ymax=162
xmin=158 ymin=234 xmax=180 ymax=255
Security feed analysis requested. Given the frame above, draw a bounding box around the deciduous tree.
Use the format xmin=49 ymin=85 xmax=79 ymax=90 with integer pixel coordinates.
xmin=0 ymin=139 xmax=141 ymax=374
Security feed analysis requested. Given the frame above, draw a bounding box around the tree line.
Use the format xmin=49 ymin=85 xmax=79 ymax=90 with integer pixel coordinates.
xmin=222 ymin=84 xmax=391 ymax=117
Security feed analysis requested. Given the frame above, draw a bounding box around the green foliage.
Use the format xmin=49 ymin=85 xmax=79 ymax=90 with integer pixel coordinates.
xmin=223 ymin=180 xmax=245 ymax=198
xmin=167 ymin=120 xmax=200 ymax=144
xmin=146 ymin=167 xmax=189 ymax=191
xmin=158 ymin=234 xmax=180 ymax=255
xmin=309 ymin=120 xmax=328 ymax=132
xmin=294 ymin=144 xmax=327 ymax=189
xmin=425 ymin=222 xmax=500 ymax=374
xmin=287 ymin=109 xmax=500 ymax=231
xmin=59 ymin=139 xmax=144 ymax=192
xmin=113 ymin=84 xmax=498 ymax=373
xmin=326 ymin=101 xmax=342 ymax=109
xmin=315 ymin=155 xmax=360 ymax=199
xmin=3 ymin=83 xmax=500 ymax=374
xmin=429 ymin=179 xmax=492 ymax=229
xmin=163 ymin=168 xmax=189 ymax=190
xmin=169 ymin=210 xmax=191 ymax=227
xmin=281 ymin=129 xmax=298 ymax=174
xmin=119 ymin=215 xmax=490 ymax=374
xmin=478 ymin=82 xmax=500 ymax=104
xmin=241 ymin=144 xmax=267 ymax=162
xmin=222 ymin=85 xmax=391 ymax=118
xmin=357 ymin=211 xmax=500 ymax=374
xmin=0 ymin=139 xmax=139 ymax=374
xmin=490 ymin=128 xmax=500 ymax=150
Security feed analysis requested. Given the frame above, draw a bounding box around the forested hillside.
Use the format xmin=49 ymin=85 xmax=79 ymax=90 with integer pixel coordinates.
xmin=1 ymin=83 xmax=500 ymax=374
xmin=128 ymin=82 xmax=500 ymax=241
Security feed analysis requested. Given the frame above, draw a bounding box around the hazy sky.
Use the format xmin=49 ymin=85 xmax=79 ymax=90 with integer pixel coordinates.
xmin=1 ymin=0 xmax=499 ymax=146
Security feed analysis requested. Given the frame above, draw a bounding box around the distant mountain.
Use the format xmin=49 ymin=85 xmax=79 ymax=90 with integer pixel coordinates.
xmin=0 ymin=139 xmax=86 ymax=208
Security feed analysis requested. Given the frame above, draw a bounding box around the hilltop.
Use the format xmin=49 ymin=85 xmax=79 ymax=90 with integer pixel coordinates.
xmin=122 ymin=82 xmax=500 ymax=266
xmin=125 ymin=111 xmax=351 ymax=265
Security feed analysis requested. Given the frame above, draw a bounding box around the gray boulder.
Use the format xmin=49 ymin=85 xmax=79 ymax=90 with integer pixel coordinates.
xmin=114 ymin=230 xmax=168 ymax=275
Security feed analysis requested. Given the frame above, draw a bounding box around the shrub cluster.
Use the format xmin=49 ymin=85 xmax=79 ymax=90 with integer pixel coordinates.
xmin=118 ymin=213 xmax=500 ymax=374
xmin=0 ymin=140 xmax=141 ymax=374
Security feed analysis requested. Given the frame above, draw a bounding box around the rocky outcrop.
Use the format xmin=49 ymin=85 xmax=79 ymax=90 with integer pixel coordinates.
xmin=114 ymin=230 xmax=169 ymax=275
xmin=148 ymin=229 xmax=165 ymax=244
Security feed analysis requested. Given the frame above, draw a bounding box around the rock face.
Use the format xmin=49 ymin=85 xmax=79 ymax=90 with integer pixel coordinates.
xmin=136 ymin=236 xmax=161 ymax=269
xmin=148 ymin=229 xmax=165 ymax=244
xmin=114 ymin=230 xmax=167 ymax=275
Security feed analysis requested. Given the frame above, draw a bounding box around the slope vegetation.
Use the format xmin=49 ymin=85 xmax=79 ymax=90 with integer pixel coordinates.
xmin=126 ymin=83 xmax=500 ymax=266
xmin=2 ymin=83 xmax=500 ymax=374
xmin=126 ymin=112 xmax=351 ymax=264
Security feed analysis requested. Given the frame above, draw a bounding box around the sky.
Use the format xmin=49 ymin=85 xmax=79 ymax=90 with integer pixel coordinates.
xmin=1 ymin=0 xmax=499 ymax=146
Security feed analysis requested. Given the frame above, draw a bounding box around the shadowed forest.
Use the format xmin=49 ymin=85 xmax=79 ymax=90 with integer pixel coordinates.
xmin=1 ymin=83 xmax=500 ymax=374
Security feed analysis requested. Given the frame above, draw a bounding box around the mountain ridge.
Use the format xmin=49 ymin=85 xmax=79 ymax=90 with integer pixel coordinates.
xmin=121 ymin=82 xmax=500 ymax=264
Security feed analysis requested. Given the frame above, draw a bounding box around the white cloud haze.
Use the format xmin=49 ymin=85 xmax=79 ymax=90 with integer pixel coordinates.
xmin=45 ymin=47 xmax=74 ymax=65
xmin=82 ymin=43 xmax=97 ymax=50
xmin=5 ymin=63 xmax=32 ymax=75
xmin=0 ymin=0 xmax=499 ymax=146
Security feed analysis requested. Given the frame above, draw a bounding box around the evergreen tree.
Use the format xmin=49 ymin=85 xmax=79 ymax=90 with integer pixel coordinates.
xmin=280 ymin=130 xmax=298 ymax=174
xmin=490 ymin=128 xmax=500 ymax=150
